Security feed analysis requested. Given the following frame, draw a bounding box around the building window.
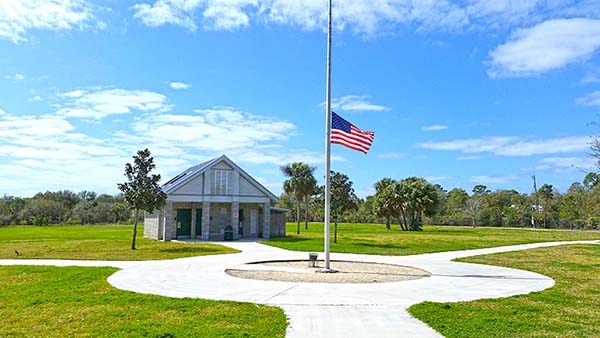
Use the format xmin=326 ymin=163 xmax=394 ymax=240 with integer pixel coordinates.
xmin=212 ymin=170 xmax=232 ymax=195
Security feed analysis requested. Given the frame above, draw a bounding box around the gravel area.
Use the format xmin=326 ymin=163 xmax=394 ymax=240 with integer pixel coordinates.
xmin=226 ymin=260 xmax=431 ymax=283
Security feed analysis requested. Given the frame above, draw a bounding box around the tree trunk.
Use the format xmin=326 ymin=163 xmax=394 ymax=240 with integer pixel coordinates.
xmin=296 ymin=200 xmax=301 ymax=235
xmin=131 ymin=209 xmax=139 ymax=250
xmin=472 ymin=217 xmax=476 ymax=228
xmin=386 ymin=216 xmax=390 ymax=230
xmin=334 ymin=221 xmax=337 ymax=244
xmin=304 ymin=196 xmax=309 ymax=230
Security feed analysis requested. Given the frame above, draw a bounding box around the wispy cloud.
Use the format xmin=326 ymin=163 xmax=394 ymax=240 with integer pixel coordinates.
xmin=56 ymin=88 xmax=173 ymax=120
xmin=488 ymin=18 xmax=600 ymax=78
xmin=169 ymin=81 xmax=192 ymax=90
xmin=0 ymin=109 xmax=129 ymax=195
xmin=470 ymin=175 xmax=520 ymax=185
xmin=123 ymin=106 xmax=338 ymax=166
xmin=457 ymin=155 xmax=481 ymax=160
xmin=426 ymin=176 xmax=451 ymax=182
xmin=527 ymin=157 xmax=597 ymax=172
xmin=581 ymin=72 xmax=600 ymax=84
xmin=5 ymin=73 xmax=25 ymax=81
xmin=330 ymin=95 xmax=390 ymax=112
xmin=377 ymin=152 xmax=405 ymax=159
xmin=0 ymin=0 xmax=100 ymax=44
xmin=0 ymin=102 xmax=338 ymax=195
xmin=576 ymin=91 xmax=600 ymax=106
xmin=421 ymin=124 xmax=448 ymax=131
xmin=418 ymin=135 xmax=590 ymax=157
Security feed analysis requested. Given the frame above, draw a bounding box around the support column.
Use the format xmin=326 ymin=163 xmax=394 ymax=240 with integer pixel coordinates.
xmin=191 ymin=203 xmax=197 ymax=239
xmin=232 ymin=201 xmax=240 ymax=240
xmin=202 ymin=201 xmax=210 ymax=240
xmin=164 ymin=201 xmax=173 ymax=241
xmin=262 ymin=201 xmax=271 ymax=239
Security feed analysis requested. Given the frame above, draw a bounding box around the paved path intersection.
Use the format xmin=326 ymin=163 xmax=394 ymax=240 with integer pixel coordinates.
xmin=2 ymin=239 xmax=599 ymax=337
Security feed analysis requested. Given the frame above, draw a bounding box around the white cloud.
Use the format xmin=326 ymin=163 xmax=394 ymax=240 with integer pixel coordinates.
xmin=421 ymin=124 xmax=448 ymax=131
xmin=56 ymin=88 xmax=173 ymax=120
xmin=418 ymin=135 xmax=590 ymax=157
xmin=123 ymin=107 xmax=336 ymax=166
xmin=330 ymin=95 xmax=389 ymax=112
xmin=457 ymin=155 xmax=481 ymax=160
xmin=0 ymin=0 xmax=99 ymax=44
xmin=470 ymin=175 xmax=520 ymax=184
xmin=131 ymin=1 xmax=600 ymax=38
xmin=377 ymin=152 xmax=405 ymax=159
xmin=528 ymin=156 xmax=597 ymax=171
xmin=202 ymin=0 xmax=256 ymax=31
xmin=488 ymin=18 xmax=600 ymax=78
xmin=133 ymin=0 xmax=202 ymax=31
xmin=28 ymin=95 xmax=42 ymax=102
xmin=0 ymin=110 xmax=130 ymax=195
xmin=169 ymin=81 xmax=192 ymax=90
xmin=0 ymin=104 xmax=335 ymax=196
xmin=5 ymin=73 xmax=25 ymax=81
xmin=576 ymin=91 xmax=600 ymax=106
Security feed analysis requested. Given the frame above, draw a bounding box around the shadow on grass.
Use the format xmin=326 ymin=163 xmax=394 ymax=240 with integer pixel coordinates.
xmin=159 ymin=247 xmax=224 ymax=254
xmin=353 ymin=242 xmax=407 ymax=250
xmin=266 ymin=237 xmax=313 ymax=244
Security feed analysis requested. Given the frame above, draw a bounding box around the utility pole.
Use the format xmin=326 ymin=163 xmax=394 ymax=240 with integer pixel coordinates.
xmin=532 ymin=175 xmax=539 ymax=228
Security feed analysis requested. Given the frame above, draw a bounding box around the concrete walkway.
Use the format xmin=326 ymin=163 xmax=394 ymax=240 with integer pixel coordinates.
xmin=2 ymin=239 xmax=599 ymax=337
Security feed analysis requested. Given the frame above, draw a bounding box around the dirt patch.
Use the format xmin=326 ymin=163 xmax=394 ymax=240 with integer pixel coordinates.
xmin=226 ymin=260 xmax=431 ymax=283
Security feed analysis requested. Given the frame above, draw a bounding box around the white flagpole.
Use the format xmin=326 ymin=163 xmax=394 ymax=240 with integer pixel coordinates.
xmin=323 ymin=0 xmax=333 ymax=272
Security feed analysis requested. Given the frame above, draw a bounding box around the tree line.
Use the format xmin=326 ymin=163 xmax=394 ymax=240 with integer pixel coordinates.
xmin=0 ymin=191 xmax=131 ymax=226
xmin=278 ymin=162 xmax=600 ymax=232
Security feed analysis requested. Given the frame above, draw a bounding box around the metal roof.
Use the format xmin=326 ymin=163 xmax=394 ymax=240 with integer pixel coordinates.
xmin=161 ymin=155 xmax=279 ymax=203
xmin=161 ymin=157 xmax=219 ymax=192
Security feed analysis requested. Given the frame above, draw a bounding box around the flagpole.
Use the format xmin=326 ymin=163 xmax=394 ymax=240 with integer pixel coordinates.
xmin=323 ymin=0 xmax=333 ymax=272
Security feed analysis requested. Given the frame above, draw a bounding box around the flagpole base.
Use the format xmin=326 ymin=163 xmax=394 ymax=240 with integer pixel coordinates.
xmin=317 ymin=268 xmax=338 ymax=274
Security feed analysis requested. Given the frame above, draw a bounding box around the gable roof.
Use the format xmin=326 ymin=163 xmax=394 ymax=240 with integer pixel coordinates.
xmin=162 ymin=155 xmax=279 ymax=203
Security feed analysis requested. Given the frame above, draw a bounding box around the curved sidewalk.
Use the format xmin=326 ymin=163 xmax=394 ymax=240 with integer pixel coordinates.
xmin=2 ymin=240 xmax=599 ymax=337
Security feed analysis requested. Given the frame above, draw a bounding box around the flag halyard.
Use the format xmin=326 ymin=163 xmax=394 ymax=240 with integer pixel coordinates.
xmin=330 ymin=111 xmax=375 ymax=154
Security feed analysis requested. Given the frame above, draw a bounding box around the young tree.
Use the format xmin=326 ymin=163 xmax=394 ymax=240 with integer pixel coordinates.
xmin=328 ymin=171 xmax=358 ymax=243
xmin=463 ymin=196 xmax=482 ymax=228
xmin=446 ymin=188 xmax=469 ymax=214
xmin=117 ymin=149 xmax=166 ymax=250
xmin=539 ymin=184 xmax=554 ymax=228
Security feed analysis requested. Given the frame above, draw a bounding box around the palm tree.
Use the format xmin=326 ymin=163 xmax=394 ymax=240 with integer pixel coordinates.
xmin=281 ymin=162 xmax=316 ymax=235
xmin=373 ymin=178 xmax=397 ymax=230
xmin=301 ymin=168 xmax=317 ymax=230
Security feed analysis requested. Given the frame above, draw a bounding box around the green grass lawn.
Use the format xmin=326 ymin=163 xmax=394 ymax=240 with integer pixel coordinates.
xmin=0 ymin=265 xmax=286 ymax=338
xmin=0 ymin=225 xmax=237 ymax=260
xmin=264 ymin=222 xmax=600 ymax=256
xmin=408 ymin=244 xmax=600 ymax=337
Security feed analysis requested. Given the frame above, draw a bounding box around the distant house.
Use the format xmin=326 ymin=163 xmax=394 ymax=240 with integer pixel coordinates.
xmin=144 ymin=155 xmax=286 ymax=241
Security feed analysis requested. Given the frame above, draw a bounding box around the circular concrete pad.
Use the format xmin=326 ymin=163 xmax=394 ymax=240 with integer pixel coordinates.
xmin=226 ymin=260 xmax=431 ymax=283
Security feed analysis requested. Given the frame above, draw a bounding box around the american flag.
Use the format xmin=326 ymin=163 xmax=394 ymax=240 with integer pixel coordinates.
xmin=331 ymin=111 xmax=375 ymax=154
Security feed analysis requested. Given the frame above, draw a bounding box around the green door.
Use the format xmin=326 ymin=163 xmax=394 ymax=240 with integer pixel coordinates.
xmin=195 ymin=208 xmax=202 ymax=237
xmin=176 ymin=209 xmax=191 ymax=237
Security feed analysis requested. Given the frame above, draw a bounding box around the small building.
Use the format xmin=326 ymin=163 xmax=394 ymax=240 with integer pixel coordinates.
xmin=144 ymin=155 xmax=286 ymax=241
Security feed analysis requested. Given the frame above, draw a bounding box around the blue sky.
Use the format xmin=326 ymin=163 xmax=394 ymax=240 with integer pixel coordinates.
xmin=2 ymin=0 xmax=600 ymax=198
